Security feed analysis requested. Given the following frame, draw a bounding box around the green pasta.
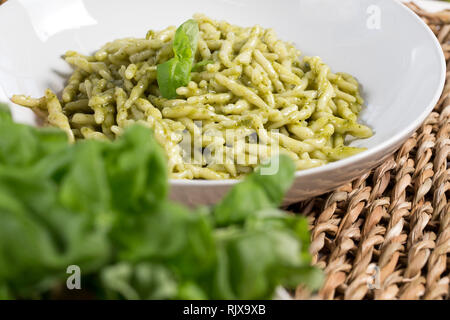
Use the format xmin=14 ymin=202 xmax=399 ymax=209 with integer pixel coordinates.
xmin=12 ymin=14 xmax=373 ymax=180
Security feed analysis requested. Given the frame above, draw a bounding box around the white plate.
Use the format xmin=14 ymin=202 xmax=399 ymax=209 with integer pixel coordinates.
xmin=0 ymin=0 xmax=446 ymax=206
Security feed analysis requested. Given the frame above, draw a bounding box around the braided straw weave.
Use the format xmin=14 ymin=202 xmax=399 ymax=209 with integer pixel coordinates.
xmin=294 ymin=2 xmax=450 ymax=300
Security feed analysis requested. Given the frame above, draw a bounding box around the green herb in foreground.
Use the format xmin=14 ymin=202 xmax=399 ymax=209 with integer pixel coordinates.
xmin=0 ymin=104 xmax=322 ymax=299
xmin=156 ymin=19 xmax=211 ymax=99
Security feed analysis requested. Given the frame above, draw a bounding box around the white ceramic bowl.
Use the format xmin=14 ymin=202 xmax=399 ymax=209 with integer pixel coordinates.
xmin=0 ymin=0 xmax=445 ymax=206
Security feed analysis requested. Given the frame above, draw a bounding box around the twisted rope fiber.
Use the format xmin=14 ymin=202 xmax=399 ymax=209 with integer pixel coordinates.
xmin=294 ymin=2 xmax=449 ymax=300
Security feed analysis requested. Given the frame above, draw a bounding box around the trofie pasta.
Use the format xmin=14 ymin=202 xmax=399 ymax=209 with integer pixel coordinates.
xmin=12 ymin=14 xmax=373 ymax=180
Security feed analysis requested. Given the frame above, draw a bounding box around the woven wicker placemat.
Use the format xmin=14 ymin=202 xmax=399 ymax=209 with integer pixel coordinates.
xmin=294 ymin=2 xmax=449 ymax=300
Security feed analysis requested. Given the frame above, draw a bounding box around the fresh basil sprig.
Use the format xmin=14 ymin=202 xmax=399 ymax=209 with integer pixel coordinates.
xmin=173 ymin=19 xmax=199 ymax=63
xmin=156 ymin=58 xmax=193 ymax=100
xmin=156 ymin=19 xmax=211 ymax=99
